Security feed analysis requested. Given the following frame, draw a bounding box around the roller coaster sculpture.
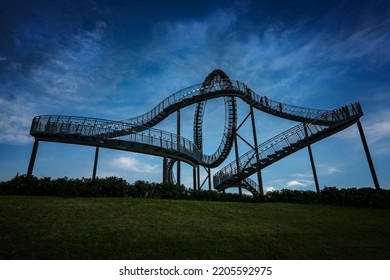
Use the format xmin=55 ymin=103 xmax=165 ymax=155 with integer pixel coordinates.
xmin=27 ymin=69 xmax=381 ymax=194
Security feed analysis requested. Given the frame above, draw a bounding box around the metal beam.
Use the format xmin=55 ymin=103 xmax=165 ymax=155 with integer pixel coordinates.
xmin=163 ymin=157 xmax=168 ymax=183
xmin=207 ymin=167 xmax=212 ymax=191
xmin=197 ymin=165 xmax=200 ymax=191
xmin=27 ymin=140 xmax=39 ymax=177
xmin=357 ymin=120 xmax=380 ymax=190
xmin=176 ymin=109 xmax=181 ymax=186
xmin=304 ymin=126 xmax=320 ymax=193
xmin=92 ymin=147 xmax=99 ymax=180
xmin=307 ymin=144 xmax=320 ymax=193
xmin=250 ymin=105 xmax=264 ymax=195
xmin=193 ymin=166 xmax=197 ymax=191
xmin=234 ymin=129 xmax=242 ymax=195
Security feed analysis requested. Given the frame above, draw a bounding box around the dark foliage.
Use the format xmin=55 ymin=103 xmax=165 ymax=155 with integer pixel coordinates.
xmin=1 ymin=175 xmax=389 ymax=208
xmin=319 ymin=186 xmax=390 ymax=208
xmin=265 ymin=189 xmax=319 ymax=204
xmin=189 ymin=189 xmax=253 ymax=202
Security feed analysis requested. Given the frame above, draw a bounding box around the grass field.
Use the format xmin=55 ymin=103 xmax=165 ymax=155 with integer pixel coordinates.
xmin=0 ymin=195 xmax=389 ymax=259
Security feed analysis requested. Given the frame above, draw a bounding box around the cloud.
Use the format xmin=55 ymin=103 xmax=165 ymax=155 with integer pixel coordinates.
xmin=335 ymin=109 xmax=390 ymax=155
xmin=364 ymin=113 xmax=390 ymax=155
xmin=318 ymin=164 xmax=343 ymax=176
xmin=0 ymin=95 xmax=35 ymax=144
xmin=365 ymin=112 xmax=390 ymax=144
xmin=329 ymin=17 xmax=390 ymax=66
xmin=112 ymin=156 xmax=160 ymax=173
xmin=134 ymin=1 xmax=390 ymax=109
xmin=291 ymin=172 xmax=313 ymax=179
xmin=30 ymin=20 xmax=113 ymax=101
xmin=287 ymin=180 xmax=312 ymax=187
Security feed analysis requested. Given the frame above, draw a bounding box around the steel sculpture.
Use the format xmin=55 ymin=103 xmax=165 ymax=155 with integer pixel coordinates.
xmin=28 ymin=69 xmax=381 ymax=193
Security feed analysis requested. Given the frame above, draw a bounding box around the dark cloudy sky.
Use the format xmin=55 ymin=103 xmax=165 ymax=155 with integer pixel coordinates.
xmin=1 ymin=0 xmax=389 ymax=190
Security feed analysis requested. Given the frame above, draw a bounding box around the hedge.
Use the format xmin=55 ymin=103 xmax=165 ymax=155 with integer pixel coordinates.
xmin=1 ymin=175 xmax=389 ymax=208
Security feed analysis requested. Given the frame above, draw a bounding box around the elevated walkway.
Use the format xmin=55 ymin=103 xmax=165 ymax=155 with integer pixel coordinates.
xmin=213 ymin=103 xmax=363 ymax=192
xmin=28 ymin=69 xmax=379 ymax=192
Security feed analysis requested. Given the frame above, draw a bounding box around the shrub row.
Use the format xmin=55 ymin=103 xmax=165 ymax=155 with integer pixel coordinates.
xmin=0 ymin=175 xmax=186 ymax=199
xmin=1 ymin=175 xmax=389 ymax=208
xmin=260 ymin=187 xmax=390 ymax=208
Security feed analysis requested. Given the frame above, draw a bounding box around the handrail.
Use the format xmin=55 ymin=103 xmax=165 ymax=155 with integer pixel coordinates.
xmin=122 ymin=79 xmax=330 ymax=126
xmin=30 ymin=115 xmax=202 ymax=164
xmin=213 ymin=103 xmax=363 ymax=188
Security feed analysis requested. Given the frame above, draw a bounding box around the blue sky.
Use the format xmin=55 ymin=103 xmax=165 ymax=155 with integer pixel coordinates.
xmin=1 ymin=0 xmax=389 ymax=192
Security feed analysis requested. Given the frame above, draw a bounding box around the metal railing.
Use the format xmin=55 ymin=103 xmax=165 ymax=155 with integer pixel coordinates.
xmin=122 ymin=79 xmax=330 ymax=127
xmin=213 ymin=103 xmax=362 ymax=187
xmin=30 ymin=115 xmax=202 ymax=163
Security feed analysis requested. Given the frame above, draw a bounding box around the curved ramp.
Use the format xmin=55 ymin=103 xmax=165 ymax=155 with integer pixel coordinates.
xmin=30 ymin=115 xmax=201 ymax=166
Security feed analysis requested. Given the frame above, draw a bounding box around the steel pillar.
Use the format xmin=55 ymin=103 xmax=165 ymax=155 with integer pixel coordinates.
xmin=92 ymin=147 xmax=99 ymax=180
xmin=193 ymin=166 xmax=197 ymax=191
xmin=197 ymin=165 xmax=200 ymax=191
xmin=357 ymin=120 xmax=380 ymax=190
xmin=250 ymin=105 xmax=264 ymax=195
xmin=176 ymin=110 xmax=181 ymax=186
xmin=27 ymin=140 xmax=39 ymax=177
xmin=234 ymin=130 xmax=242 ymax=195
xmin=304 ymin=126 xmax=320 ymax=193
xmin=207 ymin=167 xmax=212 ymax=191
xmin=307 ymin=144 xmax=320 ymax=193
xmin=162 ymin=157 xmax=168 ymax=183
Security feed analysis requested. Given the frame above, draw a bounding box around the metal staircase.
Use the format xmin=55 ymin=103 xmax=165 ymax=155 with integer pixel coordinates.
xmin=213 ymin=103 xmax=363 ymax=192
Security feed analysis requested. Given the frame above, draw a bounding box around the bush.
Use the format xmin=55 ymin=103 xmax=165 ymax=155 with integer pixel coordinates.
xmin=265 ymin=189 xmax=319 ymax=204
xmin=319 ymin=186 xmax=390 ymax=208
xmin=1 ymin=175 xmax=389 ymax=208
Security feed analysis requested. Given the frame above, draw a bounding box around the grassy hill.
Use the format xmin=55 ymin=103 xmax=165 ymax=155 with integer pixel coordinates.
xmin=1 ymin=195 xmax=389 ymax=259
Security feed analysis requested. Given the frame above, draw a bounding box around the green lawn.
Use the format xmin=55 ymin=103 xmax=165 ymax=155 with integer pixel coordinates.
xmin=0 ymin=196 xmax=389 ymax=259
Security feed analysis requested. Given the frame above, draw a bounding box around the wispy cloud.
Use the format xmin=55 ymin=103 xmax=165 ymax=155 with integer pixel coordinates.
xmin=291 ymin=172 xmax=313 ymax=179
xmin=0 ymin=95 xmax=35 ymax=144
xmin=112 ymin=156 xmax=160 ymax=173
xmin=318 ymin=164 xmax=343 ymax=176
xmin=133 ymin=2 xmax=390 ymax=108
xmin=30 ymin=21 xmax=114 ymax=101
xmin=287 ymin=179 xmax=312 ymax=188
xmin=335 ymin=109 xmax=390 ymax=155
xmin=365 ymin=111 xmax=390 ymax=144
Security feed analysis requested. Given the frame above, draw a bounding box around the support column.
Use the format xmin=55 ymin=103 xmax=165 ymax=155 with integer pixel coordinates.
xmin=234 ymin=130 xmax=242 ymax=195
xmin=197 ymin=165 xmax=201 ymax=191
xmin=304 ymin=126 xmax=320 ymax=193
xmin=177 ymin=110 xmax=181 ymax=186
xmin=207 ymin=167 xmax=212 ymax=191
xmin=92 ymin=147 xmax=100 ymax=180
xmin=162 ymin=157 xmax=168 ymax=183
xmin=27 ymin=140 xmax=39 ymax=177
xmin=357 ymin=120 xmax=380 ymax=190
xmin=193 ymin=166 xmax=197 ymax=191
xmin=250 ymin=105 xmax=264 ymax=195
xmin=307 ymin=144 xmax=320 ymax=193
